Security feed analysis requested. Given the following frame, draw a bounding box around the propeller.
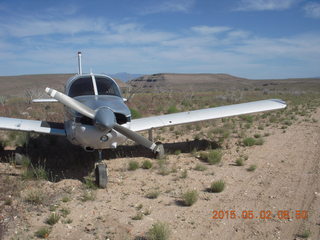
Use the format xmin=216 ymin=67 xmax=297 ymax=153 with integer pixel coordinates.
xmin=45 ymin=88 xmax=160 ymax=153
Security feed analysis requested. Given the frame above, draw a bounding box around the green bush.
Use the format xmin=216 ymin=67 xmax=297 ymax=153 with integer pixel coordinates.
xmin=207 ymin=150 xmax=222 ymax=165
xmin=235 ymin=158 xmax=244 ymax=166
xmin=141 ymin=160 xmax=153 ymax=169
xmin=247 ymin=164 xmax=257 ymax=172
xmin=146 ymin=222 xmax=170 ymax=240
xmin=181 ymin=190 xmax=198 ymax=206
xmin=46 ymin=213 xmax=60 ymax=225
xmin=243 ymin=137 xmax=256 ymax=146
xmin=167 ymin=105 xmax=179 ymax=114
xmin=209 ymin=180 xmax=225 ymax=193
xmin=128 ymin=160 xmax=139 ymax=171
xmin=35 ymin=227 xmax=51 ymax=238
xmin=146 ymin=190 xmax=160 ymax=199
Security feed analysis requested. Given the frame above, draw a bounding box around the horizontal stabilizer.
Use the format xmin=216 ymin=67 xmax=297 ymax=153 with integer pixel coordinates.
xmin=0 ymin=117 xmax=65 ymax=136
xmin=130 ymin=99 xmax=286 ymax=132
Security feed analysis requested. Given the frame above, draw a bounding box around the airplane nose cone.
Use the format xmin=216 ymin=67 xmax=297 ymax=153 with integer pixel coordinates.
xmin=94 ymin=107 xmax=116 ymax=130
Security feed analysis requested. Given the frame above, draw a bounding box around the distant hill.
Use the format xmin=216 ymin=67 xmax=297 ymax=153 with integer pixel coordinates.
xmin=0 ymin=72 xmax=319 ymax=96
xmin=109 ymin=72 xmax=144 ymax=82
xmin=0 ymin=73 xmax=127 ymax=96
xmin=130 ymin=73 xmax=320 ymax=92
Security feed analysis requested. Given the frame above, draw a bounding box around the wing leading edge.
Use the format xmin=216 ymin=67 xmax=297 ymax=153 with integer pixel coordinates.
xmin=130 ymin=99 xmax=286 ymax=132
xmin=0 ymin=117 xmax=66 ymax=136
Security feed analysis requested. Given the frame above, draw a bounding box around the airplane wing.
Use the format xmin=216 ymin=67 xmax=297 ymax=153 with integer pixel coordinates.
xmin=129 ymin=99 xmax=286 ymax=132
xmin=0 ymin=117 xmax=66 ymax=136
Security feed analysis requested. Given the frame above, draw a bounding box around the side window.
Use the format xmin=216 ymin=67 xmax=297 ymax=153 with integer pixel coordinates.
xmin=69 ymin=77 xmax=94 ymax=97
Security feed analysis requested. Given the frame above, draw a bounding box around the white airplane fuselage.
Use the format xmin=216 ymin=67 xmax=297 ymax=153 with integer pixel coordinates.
xmin=63 ymin=73 xmax=131 ymax=151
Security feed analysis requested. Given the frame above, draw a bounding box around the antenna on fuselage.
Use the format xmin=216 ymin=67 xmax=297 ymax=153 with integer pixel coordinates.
xmin=77 ymin=51 xmax=82 ymax=75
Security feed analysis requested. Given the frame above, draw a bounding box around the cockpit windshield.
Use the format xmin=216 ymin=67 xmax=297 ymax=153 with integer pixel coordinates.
xmin=95 ymin=77 xmax=121 ymax=96
xmin=68 ymin=75 xmax=121 ymax=98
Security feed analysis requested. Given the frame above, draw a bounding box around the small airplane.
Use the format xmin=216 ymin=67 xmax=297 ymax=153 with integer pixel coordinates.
xmin=0 ymin=52 xmax=287 ymax=187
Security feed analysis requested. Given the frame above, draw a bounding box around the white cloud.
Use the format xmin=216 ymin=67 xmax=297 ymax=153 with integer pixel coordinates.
xmin=1 ymin=18 xmax=106 ymax=37
xmin=1 ymin=15 xmax=319 ymax=79
xmin=304 ymin=2 xmax=320 ymax=18
xmin=236 ymin=0 xmax=297 ymax=11
xmin=140 ymin=0 xmax=195 ymax=14
xmin=191 ymin=26 xmax=232 ymax=35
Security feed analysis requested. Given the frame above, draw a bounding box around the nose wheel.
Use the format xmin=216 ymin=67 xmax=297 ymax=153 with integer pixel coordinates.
xmin=95 ymin=150 xmax=108 ymax=188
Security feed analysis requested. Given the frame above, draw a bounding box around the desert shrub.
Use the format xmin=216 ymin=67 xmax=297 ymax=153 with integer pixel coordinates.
xmin=181 ymin=190 xmax=198 ymax=206
xmin=194 ymin=163 xmax=207 ymax=171
xmin=254 ymin=133 xmax=261 ymax=138
xmin=146 ymin=190 xmax=160 ymax=199
xmin=46 ymin=213 xmax=60 ymax=225
xmin=209 ymin=180 xmax=225 ymax=193
xmin=254 ymin=138 xmax=264 ymax=145
xmin=130 ymin=108 xmax=142 ymax=119
xmin=207 ymin=150 xmax=222 ymax=165
xmin=235 ymin=158 xmax=244 ymax=166
xmin=146 ymin=222 xmax=170 ymax=240
xmin=60 ymin=207 xmax=70 ymax=217
xmin=80 ymin=190 xmax=96 ymax=202
xmin=243 ymin=137 xmax=256 ymax=146
xmin=84 ymin=178 xmax=98 ymax=189
xmin=22 ymin=163 xmax=48 ymax=180
xmin=24 ymin=190 xmax=44 ymax=204
xmin=35 ymin=227 xmax=51 ymax=238
xmin=128 ymin=160 xmax=139 ymax=171
xmin=167 ymin=105 xmax=178 ymax=114
xmin=132 ymin=212 xmax=144 ymax=220
xmin=141 ymin=160 xmax=153 ymax=169
xmin=297 ymin=229 xmax=311 ymax=238
xmin=247 ymin=164 xmax=257 ymax=171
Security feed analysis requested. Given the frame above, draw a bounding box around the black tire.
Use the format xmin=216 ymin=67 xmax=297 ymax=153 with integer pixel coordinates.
xmin=95 ymin=164 xmax=108 ymax=188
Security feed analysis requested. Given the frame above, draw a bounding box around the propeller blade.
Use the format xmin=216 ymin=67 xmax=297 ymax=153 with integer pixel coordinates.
xmin=114 ymin=124 xmax=159 ymax=153
xmin=45 ymin=88 xmax=95 ymax=119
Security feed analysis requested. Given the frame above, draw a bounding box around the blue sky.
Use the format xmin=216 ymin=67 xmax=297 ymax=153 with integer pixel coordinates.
xmin=0 ymin=0 xmax=319 ymax=79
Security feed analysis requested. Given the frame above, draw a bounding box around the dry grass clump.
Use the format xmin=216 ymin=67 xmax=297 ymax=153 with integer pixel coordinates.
xmin=146 ymin=222 xmax=171 ymax=240
xmin=199 ymin=150 xmax=222 ymax=165
xmin=24 ymin=189 xmax=44 ymax=204
xmin=181 ymin=190 xmax=198 ymax=206
xmin=46 ymin=213 xmax=60 ymax=225
xmin=146 ymin=190 xmax=160 ymax=199
xmin=35 ymin=227 xmax=51 ymax=239
xmin=235 ymin=158 xmax=244 ymax=166
xmin=209 ymin=180 xmax=225 ymax=193
xmin=247 ymin=164 xmax=257 ymax=172
xmin=141 ymin=160 xmax=153 ymax=169
xmin=128 ymin=160 xmax=140 ymax=171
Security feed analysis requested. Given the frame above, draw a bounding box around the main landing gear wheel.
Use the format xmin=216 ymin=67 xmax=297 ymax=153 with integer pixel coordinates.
xmin=95 ymin=163 xmax=108 ymax=188
xmin=154 ymin=142 xmax=165 ymax=159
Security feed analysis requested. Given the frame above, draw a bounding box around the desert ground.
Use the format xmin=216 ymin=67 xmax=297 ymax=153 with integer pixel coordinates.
xmin=0 ymin=74 xmax=320 ymax=240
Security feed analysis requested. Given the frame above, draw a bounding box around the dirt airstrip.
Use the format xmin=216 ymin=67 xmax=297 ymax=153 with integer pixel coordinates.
xmin=0 ymin=108 xmax=320 ymax=240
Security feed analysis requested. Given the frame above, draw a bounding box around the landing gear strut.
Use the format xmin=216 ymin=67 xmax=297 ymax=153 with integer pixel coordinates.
xmin=95 ymin=150 xmax=108 ymax=188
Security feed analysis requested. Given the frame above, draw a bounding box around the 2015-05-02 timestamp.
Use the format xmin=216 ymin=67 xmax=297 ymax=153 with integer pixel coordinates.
xmin=211 ymin=210 xmax=308 ymax=220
